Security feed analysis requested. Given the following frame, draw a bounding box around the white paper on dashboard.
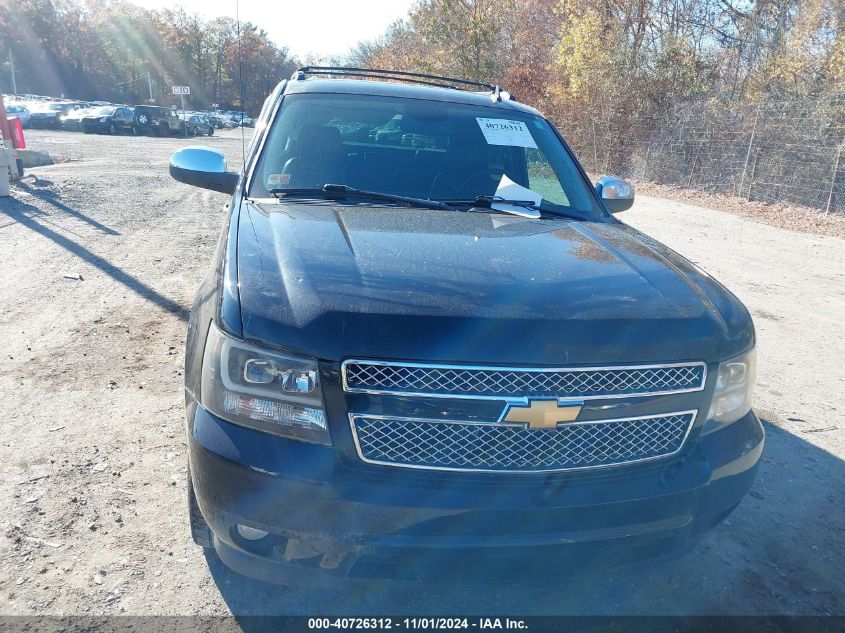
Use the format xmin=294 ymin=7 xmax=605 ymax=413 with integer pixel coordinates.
xmin=491 ymin=174 xmax=542 ymax=218
xmin=476 ymin=118 xmax=538 ymax=148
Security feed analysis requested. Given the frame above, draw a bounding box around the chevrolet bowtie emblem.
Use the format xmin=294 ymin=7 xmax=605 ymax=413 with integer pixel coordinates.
xmin=501 ymin=399 xmax=583 ymax=430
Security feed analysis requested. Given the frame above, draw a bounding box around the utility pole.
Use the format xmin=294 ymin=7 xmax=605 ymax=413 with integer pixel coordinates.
xmin=0 ymin=89 xmax=10 ymax=141
xmin=147 ymin=72 xmax=153 ymax=102
xmin=738 ymin=107 xmax=760 ymax=198
xmin=826 ymin=146 xmax=842 ymax=215
xmin=8 ymin=50 xmax=16 ymax=96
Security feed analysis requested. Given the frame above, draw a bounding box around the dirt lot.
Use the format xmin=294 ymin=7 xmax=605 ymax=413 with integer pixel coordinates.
xmin=0 ymin=129 xmax=843 ymax=616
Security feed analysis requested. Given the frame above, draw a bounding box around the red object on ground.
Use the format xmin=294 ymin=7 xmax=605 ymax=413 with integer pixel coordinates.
xmin=9 ymin=117 xmax=25 ymax=149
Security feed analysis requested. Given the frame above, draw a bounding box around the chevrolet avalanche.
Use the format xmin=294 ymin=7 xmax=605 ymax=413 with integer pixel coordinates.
xmin=169 ymin=67 xmax=764 ymax=585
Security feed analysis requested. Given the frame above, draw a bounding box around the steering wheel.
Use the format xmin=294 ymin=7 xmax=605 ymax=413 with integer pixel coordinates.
xmin=456 ymin=168 xmax=504 ymax=192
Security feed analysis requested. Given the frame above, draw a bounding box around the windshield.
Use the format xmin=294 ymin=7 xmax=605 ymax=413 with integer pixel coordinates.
xmin=249 ymin=92 xmax=601 ymax=218
xmin=94 ymin=107 xmax=115 ymax=115
xmin=34 ymin=103 xmax=66 ymax=112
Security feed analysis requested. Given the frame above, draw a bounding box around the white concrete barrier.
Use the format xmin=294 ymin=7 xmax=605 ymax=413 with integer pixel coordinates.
xmin=0 ymin=145 xmax=10 ymax=197
xmin=16 ymin=148 xmax=52 ymax=168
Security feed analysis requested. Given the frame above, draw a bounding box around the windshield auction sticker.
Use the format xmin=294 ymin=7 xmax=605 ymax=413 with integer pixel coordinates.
xmin=476 ymin=118 xmax=537 ymax=148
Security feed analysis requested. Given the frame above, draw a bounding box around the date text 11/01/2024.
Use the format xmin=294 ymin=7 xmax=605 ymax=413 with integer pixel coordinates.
xmin=308 ymin=618 xmax=528 ymax=630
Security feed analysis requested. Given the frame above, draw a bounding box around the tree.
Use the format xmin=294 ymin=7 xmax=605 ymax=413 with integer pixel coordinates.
xmin=0 ymin=0 xmax=300 ymax=113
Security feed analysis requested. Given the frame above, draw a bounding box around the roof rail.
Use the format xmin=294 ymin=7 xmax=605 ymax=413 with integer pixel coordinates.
xmin=291 ymin=67 xmax=513 ymax=102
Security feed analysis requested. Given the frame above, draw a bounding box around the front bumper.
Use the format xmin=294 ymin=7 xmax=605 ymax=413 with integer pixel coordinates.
xmin=82 ymin=120 xmax=109 ymax=132
xmin=29 ymin=116 xmax=60 ymax=128
xmin=187 ymin=402 xmax=763 ymax=585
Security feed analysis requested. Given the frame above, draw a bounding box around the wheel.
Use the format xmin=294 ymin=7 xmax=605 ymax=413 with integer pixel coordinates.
xmin=108 ymin=122 xmax=116 ymax=135
xmin=208 ymin=127 xmax=214 ymax=136
xmin=188 ymin=476 xmax=213 ymax=549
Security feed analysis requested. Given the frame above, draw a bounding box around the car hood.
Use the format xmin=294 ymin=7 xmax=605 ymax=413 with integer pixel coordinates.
xmin=234 ymin=202 xmax=753 ymax=364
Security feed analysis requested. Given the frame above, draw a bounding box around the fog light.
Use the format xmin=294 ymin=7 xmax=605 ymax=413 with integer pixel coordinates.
xmin=236 ymin=524 xmax=269 ymax=541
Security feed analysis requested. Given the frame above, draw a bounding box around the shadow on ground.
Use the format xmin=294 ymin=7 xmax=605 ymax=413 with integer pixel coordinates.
xmin=15 ymin=179 xmax=120 ymax=235
xmin=203 ymin=419 xmax=843 ymax=617
xmin=0 ymin=193 xmax=189 ymax=320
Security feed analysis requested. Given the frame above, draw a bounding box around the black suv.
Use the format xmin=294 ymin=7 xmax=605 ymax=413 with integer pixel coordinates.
xmin=169 ymin=68 xmax=763 ymax=585
xmin=133 ymin=105 xmax=182 ymax=136
xmin=82 ymin=106 xmax=135 ymax=134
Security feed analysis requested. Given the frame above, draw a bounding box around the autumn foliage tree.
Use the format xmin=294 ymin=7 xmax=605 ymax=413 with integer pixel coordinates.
xmin=0 ymin=0 xmax=298 ymax=113
xmin=349 ymin=0 xmax=845 ymax=211
xmin=1 ymin=0 xmax=843 ymax=209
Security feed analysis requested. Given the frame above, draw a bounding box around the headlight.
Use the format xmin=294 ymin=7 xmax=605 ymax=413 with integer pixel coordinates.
xmin=100 ymin=117 xmax=109 ymax=122
xmin=702 ymin=347 xmax=756 ymax=435
xmin=200 ymin=322 xmax=331 ymax=445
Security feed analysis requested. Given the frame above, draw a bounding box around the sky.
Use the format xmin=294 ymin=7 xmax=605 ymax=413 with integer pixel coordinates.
xmin=130 ymin=0 xmax=416 ymax=60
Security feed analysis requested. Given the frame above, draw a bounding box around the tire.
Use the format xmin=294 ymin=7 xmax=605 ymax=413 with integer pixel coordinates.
xmin=208 ymin=127 xmax=214 ymax=136
xmin=135 ymin=114 xmax=157 ymax=136
xmin=108 ymin=122 xmax=116 ymax=135
xmin=188 ymin=476 xmax=213 ymax=549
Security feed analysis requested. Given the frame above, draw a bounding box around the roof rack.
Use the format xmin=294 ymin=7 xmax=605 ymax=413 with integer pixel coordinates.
xmin=290 ymin=67 xmax=513 ymax=102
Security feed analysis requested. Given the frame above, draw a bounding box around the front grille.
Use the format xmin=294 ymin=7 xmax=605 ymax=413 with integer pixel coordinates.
xmin=351 ymin=412 xmax=696 ymax=472
xmin=343 ymin=361 xmax=706 ymax=400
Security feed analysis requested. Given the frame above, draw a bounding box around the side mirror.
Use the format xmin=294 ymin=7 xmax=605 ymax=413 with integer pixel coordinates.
xmin=595 ymin=176 xmax=635 ymax=213
xmin=170 ymin=146 xmax=238 ymax=195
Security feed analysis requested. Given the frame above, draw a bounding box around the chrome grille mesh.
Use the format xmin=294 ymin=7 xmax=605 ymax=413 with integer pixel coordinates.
xmin=343 ymin=362 xmax=705 ymax=399
xmin=352 ymin=412 xmax=695 ymax=472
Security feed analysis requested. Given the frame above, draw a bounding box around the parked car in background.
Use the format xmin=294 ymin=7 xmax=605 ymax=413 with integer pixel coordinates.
xmin=29 ymin=102 xmax=79 ymax=129
xmin=5 ymin=104 xmax=30 ymax=128
xmin=133 ymin=105 xmax=182 ymax=136
xmin=223 ymin=110 xmax=252 ymax=127
xmin=206 ymin=114 xmax=228 ymax=129
xmin=82 ymin=106 xmax=135 ymax=135
xmin=61 ymin=106 xmax=95 ymax=131
xmin=182 ymin=114 xmax=214 ymax=136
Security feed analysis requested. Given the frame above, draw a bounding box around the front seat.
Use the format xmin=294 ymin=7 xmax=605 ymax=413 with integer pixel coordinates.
xmin=282 ymin=125 xmax=345 ymax=188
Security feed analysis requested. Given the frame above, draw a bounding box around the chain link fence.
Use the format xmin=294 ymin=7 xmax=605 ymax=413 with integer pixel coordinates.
xmin=556 ymin=98 xmax=845 ymax=214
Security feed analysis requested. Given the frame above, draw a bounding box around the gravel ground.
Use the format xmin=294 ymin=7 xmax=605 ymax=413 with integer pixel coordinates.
xmin=0 ymin=129 xmax=843 ymax=617
xmin=630 ymin=179 xmax=845 ymax=239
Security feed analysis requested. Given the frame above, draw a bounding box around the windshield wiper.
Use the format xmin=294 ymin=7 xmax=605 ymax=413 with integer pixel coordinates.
xmin=270 ymin=184 xmax=451 ymax=211
xmin=438 ymin=196 xmax=541 ymax=219
xmin=441 ymin=196 xmax=585 ymax=221
xmin=323 ymin=184 xmax=453 ymax=210
xmin=269 ymin=187 xmax=333 ymax=199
